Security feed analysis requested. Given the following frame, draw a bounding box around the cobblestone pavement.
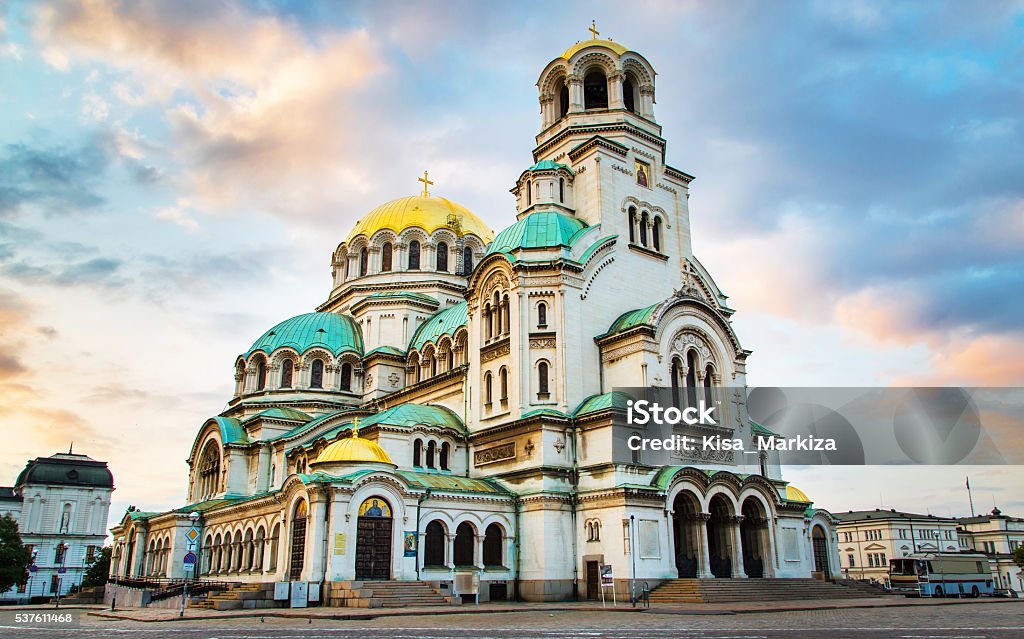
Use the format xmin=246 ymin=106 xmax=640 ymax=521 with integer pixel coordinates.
xmin=1 ymin=601 xmax=1022 ymax=638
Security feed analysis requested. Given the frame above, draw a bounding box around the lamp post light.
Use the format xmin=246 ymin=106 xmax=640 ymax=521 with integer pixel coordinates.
xmin=111 ymin=539 xmax=123 ymax=611
xmin=54 ymin=541 xmax=67 ymax=609
xmin=26 ymin=549 xmax=38 ymax=605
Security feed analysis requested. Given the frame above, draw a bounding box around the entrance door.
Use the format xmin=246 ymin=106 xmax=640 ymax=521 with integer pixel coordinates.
xmin=289 ymin=500 xmax=308 ymax=579
xmin=586 ymin=561 xmax=599 ymax=599
xmin=355 ymin=497 xmax=393 ymax=581
xmin=812 ymin=526 xmax=831 ymax=580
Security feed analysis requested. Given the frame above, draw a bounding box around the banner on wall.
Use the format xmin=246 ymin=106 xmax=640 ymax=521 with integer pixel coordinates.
xmin=404 ymin=531 xmax=417 ymax=557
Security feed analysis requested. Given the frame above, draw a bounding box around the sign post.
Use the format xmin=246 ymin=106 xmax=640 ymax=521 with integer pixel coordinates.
xmin=181 ymin=513 xmax=201 ymax=617
xmin=600 ymin=564 xmax=616 ymax=607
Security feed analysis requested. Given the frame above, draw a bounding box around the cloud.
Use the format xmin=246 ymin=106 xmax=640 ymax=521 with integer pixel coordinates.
xmin=0 ymin=137 xmax=110 ymax=217
xmin=2 ymin=257 xmax=126 ymax=288
xmin=31 ymin=0 xmax=387 ymax=222
xmin=153 ymin=205 xmax=200 ymax=233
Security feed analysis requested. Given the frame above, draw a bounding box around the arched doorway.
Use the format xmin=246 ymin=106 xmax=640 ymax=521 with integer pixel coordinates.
xmin=706 ymin=494 xmax=735 ymax=578
xmin=812 ymin=525 xmax=831 ymax=580
xmin=289 ymin=500 xmax=307 ymax=579
xmin=671 ymin=492 xmax=701 ymax=578
xmin=453 ymin=522 xmax=475 ymax=567
xmin=740 ymin=497 xmax=769 ymax=578
xmin=355 ymin=497 xmax=393 ymax=580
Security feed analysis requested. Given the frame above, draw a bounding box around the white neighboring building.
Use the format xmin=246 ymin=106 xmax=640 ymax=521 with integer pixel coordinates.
xmin=834 ymin=509 xmax=961 ymax=585
xmin=0 ymin=452 xmax=114 ymax=602
xmin=109 ymin=31 xmax=839 ymax=603
xmin=957 ymin=508 xmax=1024 ymax=595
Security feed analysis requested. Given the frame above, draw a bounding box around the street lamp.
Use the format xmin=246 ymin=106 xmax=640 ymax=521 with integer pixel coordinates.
xmin=26 ymin=549 xmax=38 ymax=604
xmin=111 ymin=539 xmax=123 ymax=611
xmin=54 ymin=541 xmax=67 ymax=609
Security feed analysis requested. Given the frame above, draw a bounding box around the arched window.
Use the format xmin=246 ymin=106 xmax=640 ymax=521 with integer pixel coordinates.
xmin=424 ymin=521 xmax=445 ymax=567
xmin=453 ymin=522 xmax=474 ymax=566
xmin=269 ymin=523 xmax=280 ymax=572
xmin=631 ymin=432 xmax=642 ymax=464
xmin=289 ymin=500 xmax=307 ymax=579
xmin=639 ymin=212 xmax=649 ymax=246
xmin=255 ymin=356 xmax=267 ymax=391
xmin=280 ymin=359 xmax=293 ymax=388
xmin=408 ymin=240 xmax=421 ymax=270
xmin=381 ymin=242 xmax=393 ymax=272
xmin=255 ymin=527 xmax=266 ymax=572
xmin=526 ymin=180 xmax=532 ymax=205
xmin=558 ymin=178 xmax=565 ymax=203
xmin=462 ymin=246 xmax=473 ymax=275
xmin=499 ymin=367 xmax=508 ymax=402
xmin=198 ymin=440 xmax=220 ymax=500
xmin=310 ymin=359 xmax=324 ymax=389
xmin=538 ymin=361 xmax=550 ymax=398
xmin=359 ymin=248 xmax=368 ymax=276
xmin=557 ymin=79 xmax=569 ymax=119
xmin=413 ymin=439 xmax=422 ymax=467
xmin=340 ymin=363 xmax=352 ymax=391
xmin=437 ymin=242 xmax=448 ymax=272
xmin=483 ymin=523 xmax=503 ymax=567
xmin=686 ymin=350 xmax=698 ymax=408
xmin=653 ymin=217 xmax=662 ymax=252
xmin=628 ymin=207 xmax=636 ymax=243
xmin=425 ymin=440 xmax=436 ymax=469
xmin=484 ymin=372 xmax=493 ymax=406
xmin=759 ymin=452 xmax=768 ymax=478
xmin=704 ymin=364 xmax=715 ymax=407
xmin=537 ymin=302 xmax=547 ymax=327
xmin=584 ymin=70 xmax=608 ymax=109
xmin=440 ymin=442 xmax=450 ymax=470
xmin=623 ymin=77 xmax=636 ymax=112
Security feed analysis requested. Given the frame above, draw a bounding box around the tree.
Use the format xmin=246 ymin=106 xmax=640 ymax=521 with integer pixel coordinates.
xmin=0 ymin=514 xmax=31 ymax=593
xmin=1013 ymin=546 xmax=1024 ymax=570
xmin=82 ymin=546 xmax=112 ymax=587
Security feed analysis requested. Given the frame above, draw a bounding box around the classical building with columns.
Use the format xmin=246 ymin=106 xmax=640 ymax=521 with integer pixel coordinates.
xmin=109 ymin=30 xmax=838 ymax=604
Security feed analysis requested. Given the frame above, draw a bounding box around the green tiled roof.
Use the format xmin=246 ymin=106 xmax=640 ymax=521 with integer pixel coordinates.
xmin=246 ymin=312 xmax=363 ymax=358
xmin=751 ymin=420 xmax=781 ymax=438
xmin=365 ymin=345 xmax=406 ymax=357
xmin=360 ymin=403 xmax=467 ymax=434
xmin=573 ymin=391 xmax=632 ymax=416
xmin=598 ymin=304 xmax=659 ymax=339
xmin=409 ymin=303 xmax=467 ymax=351
xmin=366 ymin=292 xmax=439 ymax=305
xmin=575 ymin=235 xmax=617 ymax=266
xmin=214 ymin=416 xmax=248 ymax=445
xmin=527 ymin=160 xmax=573 ymax=174
xmin=397 ymin=471 xmax=511 ymax=495
xmin=521 ymin=408 xmax=569 ymax=419
xmin=649 ymin=466 xmax=715 ymax=490
xmin=486 ymin=211 xmax=588 ymax=256
xmin=244 ymin=408 xmax=311 ymax=424
xmin=274 ymin=410 xmax=350 ymax=445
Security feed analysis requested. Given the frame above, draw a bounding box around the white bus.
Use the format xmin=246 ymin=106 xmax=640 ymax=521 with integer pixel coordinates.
xmin=889 ymin=552 xmax=994 ymax=597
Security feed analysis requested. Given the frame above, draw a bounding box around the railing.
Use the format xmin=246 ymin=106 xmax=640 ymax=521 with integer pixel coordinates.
xmin=109 ymin=576 xmax=237 ymax=602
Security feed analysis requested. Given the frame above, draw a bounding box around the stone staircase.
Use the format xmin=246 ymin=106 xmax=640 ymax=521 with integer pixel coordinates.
xmin=328 ymin=580 xmax=451 ymax=608
xmin=649 ymin=578 xmax=885 ymax=604
xmin=58 ymin=585 xmax=105 ymax=605
xmin=189 ymin=583 xmax=281 ymax=610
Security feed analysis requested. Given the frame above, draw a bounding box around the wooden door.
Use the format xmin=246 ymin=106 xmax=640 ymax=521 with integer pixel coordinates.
xmin=586 ymin=561 xmax=599 ymax=599
xmin=355 ymin=516 xmax=393 ymax=580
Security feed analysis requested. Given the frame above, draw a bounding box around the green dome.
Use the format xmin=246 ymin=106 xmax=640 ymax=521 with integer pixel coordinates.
xmin=526 ymin=160 xmax=573 ymax=174
xmin=486 ymin=211 xmax=588 ymax=256
xmin=246 ymin=312 xmax=363 ymax=358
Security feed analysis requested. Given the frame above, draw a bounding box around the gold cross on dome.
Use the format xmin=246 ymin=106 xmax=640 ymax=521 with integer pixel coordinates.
xmin=352 ymin=417 xmax=360 ymax=438
xmin=418 ymin=170 xmax=434 ymax=197
xmin=589 ymin=20 xmax=600 ymax=39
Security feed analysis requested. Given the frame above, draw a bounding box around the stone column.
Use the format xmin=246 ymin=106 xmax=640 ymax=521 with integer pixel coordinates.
xmin=698 ymin=513 xmax=713 ymax=578
xmin=730 ymin=516 xmax=748 ymax=578
xmin=568 ymin=74 xmax=584 ymax=113
xmin=475 ymin=534 xmax=485 ymax=570
xmin=608 ymin=72 xmax=624 ymax=109
xmin=640 ymin=84 xmax=655 ymax=119
xmin=445 ymin=533 xmax=455 ymax=569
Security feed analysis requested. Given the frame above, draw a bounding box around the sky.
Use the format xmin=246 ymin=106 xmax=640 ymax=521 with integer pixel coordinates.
xmin=0 ymin=0 xmax=1022 ymax=534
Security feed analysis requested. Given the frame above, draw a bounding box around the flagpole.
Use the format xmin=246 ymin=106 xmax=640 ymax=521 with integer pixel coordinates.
xmin=966 ymin=477 xmax=975 ymax=517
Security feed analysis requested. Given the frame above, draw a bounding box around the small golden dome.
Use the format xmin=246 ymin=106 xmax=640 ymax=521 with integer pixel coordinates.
xmin=784 ymin=485 xmax=812 ymax=503
xmin=561 ymin=39 xmax=629 ymax=60
xmin=314 ymin=435 xmax=394 ymax=465
xmin=345 ymin=195 xmax=494 ymax=244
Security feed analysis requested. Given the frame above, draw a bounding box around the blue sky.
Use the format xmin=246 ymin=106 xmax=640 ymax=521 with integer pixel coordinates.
xmin=1 ymin=1 xmax=1022 ymax=527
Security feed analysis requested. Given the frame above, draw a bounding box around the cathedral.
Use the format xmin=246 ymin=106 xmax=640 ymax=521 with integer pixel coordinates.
xmin=110 ymin=31 xmax=839 ymax=604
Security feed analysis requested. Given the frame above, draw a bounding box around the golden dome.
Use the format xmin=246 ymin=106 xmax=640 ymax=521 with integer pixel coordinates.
xmin=561 ymin=39 xmax=629 ymax=60
xmin=784 ymin=485 xmax=812 ymax=503
xmin=345 ymin=195 xmax=494 ymax=244
xmin=314 ymin=435 xmax=394 ymax=465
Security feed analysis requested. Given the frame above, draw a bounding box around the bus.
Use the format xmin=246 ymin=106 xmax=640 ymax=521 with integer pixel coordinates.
xmin=889 ymin=552 xmax=995 ymax=598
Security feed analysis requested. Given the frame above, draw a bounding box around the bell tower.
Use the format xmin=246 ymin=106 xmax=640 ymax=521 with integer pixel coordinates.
xmin=531 ymin=25 xmax=695 ymax=263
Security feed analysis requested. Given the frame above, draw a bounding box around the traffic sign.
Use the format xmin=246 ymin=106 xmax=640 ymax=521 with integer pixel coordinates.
xmin=29 ymin=565 xmax=37 ymax=573
xmin=183 ymin=551 xmax=197 ymax=566
xmin=57 ymin=567 xmax=66 ymax=574
xmin=185 ymin=528 xmax=199 ymax=543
